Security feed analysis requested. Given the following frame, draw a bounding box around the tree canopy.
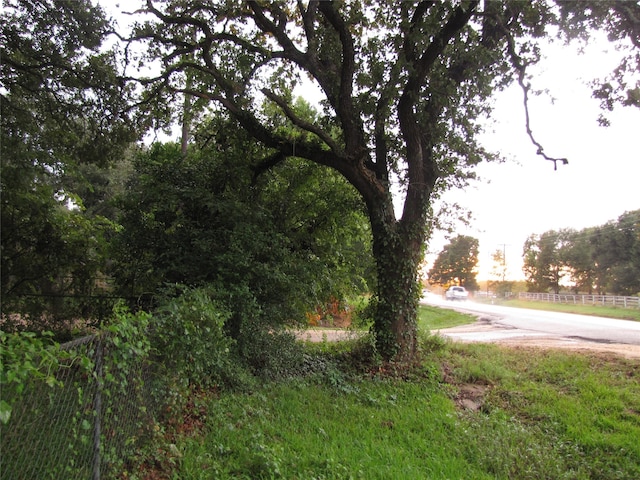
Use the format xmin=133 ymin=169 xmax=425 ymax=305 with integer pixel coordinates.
xmin=428 ymin=235 xmax=480 ymax=290
xmin=1 ymin=0 xmax=138 ymax=329
xmin=115 ymin=0 xmax=638 ymax=360
xmin=112 ymin=113 xmax=373 ymax=332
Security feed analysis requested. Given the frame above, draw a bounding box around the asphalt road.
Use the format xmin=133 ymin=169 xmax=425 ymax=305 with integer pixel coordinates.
xmin=422 ymin=294 xmax=640 ymax=346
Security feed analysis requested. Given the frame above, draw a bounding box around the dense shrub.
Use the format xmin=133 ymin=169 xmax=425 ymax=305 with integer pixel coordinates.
xmin=149 ymin=287 xmax=234 ymax=391
xmin=235 ymin=317 xmax=306 ymax=381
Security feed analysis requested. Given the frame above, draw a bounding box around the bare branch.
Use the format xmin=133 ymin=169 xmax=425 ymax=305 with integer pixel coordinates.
xmin=499 ymin=15 xmax=569 ymax=170
xmin=516 ymin=69 xmax=569 ymax=170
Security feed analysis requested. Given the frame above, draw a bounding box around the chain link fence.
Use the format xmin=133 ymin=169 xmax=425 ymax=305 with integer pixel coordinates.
xmin=1 ymin=333 xmax=161 ymax=479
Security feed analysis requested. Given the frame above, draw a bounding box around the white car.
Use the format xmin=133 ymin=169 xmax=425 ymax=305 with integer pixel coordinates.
xmin=445 ymin=286 xmax=468 ymax=301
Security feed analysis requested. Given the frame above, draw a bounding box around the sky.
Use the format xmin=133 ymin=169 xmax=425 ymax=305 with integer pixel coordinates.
xmin=425 ymin=36 xmax=640 ymax=281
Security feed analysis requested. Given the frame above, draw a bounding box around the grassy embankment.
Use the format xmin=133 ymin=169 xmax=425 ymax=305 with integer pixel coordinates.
xmin=485 ymin=298 xmax=640 ymax=322
xmin=141 ymin=305 xmax=640 ymax=479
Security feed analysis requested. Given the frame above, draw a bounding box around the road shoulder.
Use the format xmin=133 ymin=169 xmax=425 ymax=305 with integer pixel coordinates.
xmin=435 ymin=319 xmax=640 ymax=359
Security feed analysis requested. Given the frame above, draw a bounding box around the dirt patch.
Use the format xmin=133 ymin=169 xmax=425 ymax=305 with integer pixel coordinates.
xmin=455 ymin=384 xmax=489 ymax=412
xmin=441 ymin=362 xmax=490 ymax=412
xmin=294 ymin=328 xmax=364 ymax=343
xmin=491 ymin=336 xmax=640 ymax=359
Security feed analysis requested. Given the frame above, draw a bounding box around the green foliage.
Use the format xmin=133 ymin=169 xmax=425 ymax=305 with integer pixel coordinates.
xmin=103 ymin=303 xmax=152 ymax=384
xmin=523 ymin=230 xmax=567 ymax=294
xmin=428 ymin=235 xmax=480 ymax=290
xmin=0 ymin=306 xmax=157 ymax=479
xmin=7 ymin=0 xmax=633 ymax=363
xmin=0 ymin=193 xmax=120 ymax=333
xmin=150 ymin=288 xmax=233 ymax=391
xmin=258 ymin=155 xmax=375 ymax=303
xmin=0 ymin=334 xmax=96 ymax=479
xmin=235 ymin=318 xmax=307 ymax=382
xmin=557 ymin=2 xmax=640 ymax=125
xmin=123 ymin=0 xmax=544 ymax=360
xmin=523 ymin=210 xmax=640 ymax=295
xmin=114 ymin=117 xmax=373 ymax=326
xmin=113 ymin=140 xmax=304 ymax=323
xmin=349 ymin=295 xmax=376 ymax=329
xmin=1 ymin=0 xmax=136 ymax=169
xmin=0 ymin=330 xmax=65 ymax=424
xmin=1 ymin=0 xmax=138 ymax=330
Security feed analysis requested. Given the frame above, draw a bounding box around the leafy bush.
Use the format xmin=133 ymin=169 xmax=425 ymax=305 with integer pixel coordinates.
xmin=235 ymin=317 xmax=306 ymax=381
xmin=0 ymin=330 xmax=66 ymax=424
xmin=149 ymin=287 xmax=234 ymax=390
xmin=348 ymin=294 xmax=376 ymax=329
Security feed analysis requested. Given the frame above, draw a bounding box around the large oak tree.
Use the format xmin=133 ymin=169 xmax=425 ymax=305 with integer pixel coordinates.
xmin=123 ymin=1 xmax=638 ymax=361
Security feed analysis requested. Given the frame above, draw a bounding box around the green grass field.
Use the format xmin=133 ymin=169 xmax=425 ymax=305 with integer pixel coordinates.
xmin=486 ymin=298 xmax=640 ymax=322
xmin=136 ymin=306 xmax=640 ymax=479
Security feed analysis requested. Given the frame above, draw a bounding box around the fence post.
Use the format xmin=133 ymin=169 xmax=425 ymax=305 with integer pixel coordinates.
xmin=93 ymin=337 xmax=103 ymax=480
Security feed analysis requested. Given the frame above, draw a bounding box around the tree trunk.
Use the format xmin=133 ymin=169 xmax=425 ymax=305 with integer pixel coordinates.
xmin=369 ymin=199 xmax=426 ymax=362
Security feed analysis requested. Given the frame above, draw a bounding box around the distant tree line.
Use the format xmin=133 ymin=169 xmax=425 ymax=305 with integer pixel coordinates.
xmin=522 ymin=210 xmax=640 ymax=295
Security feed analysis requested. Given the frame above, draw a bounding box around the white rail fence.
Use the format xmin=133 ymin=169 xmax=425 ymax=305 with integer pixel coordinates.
xmin=518 ymin=292 xmax=640 ymax=309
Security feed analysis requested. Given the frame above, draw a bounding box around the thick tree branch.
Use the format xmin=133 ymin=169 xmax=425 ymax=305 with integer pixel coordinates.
xmin=316 ymin=2 xmax=355 ymax=105
xmin=247 ymin=1 xmax=305 ymax=62
xmin=402 ymin=1 xmax=437 ymax=63
xmin=251 ymin=151 xmax=287 ymax=183
xmin=181 ymin=85 xmax=347 ymax=177
xmin=398 ymin=2 xmax=478 ymax=225
xmin=315 ymin=1 xmax=365 ymax=156
xmin=373 ymin=100 xmax=390 ymax=185
xmin=405 ymin=2 xmax=478 ymax=96
xmin=298 ymin=0 xmax=319 ymax=52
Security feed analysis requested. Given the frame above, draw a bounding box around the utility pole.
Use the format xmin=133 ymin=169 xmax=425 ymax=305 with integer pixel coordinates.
xmin=497 ymin=243 xmax=510 ymax=282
